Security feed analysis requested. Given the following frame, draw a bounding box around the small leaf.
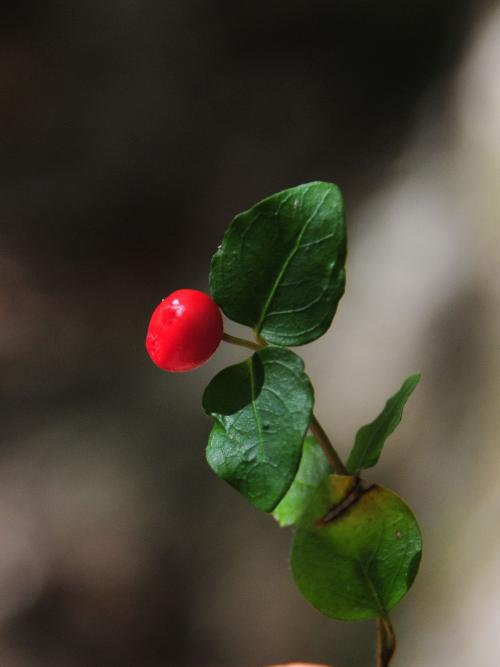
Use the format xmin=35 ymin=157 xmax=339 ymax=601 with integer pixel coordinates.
xmin=210 ymin=182 xmax=346 ymax=346
xmin=203 ymin=347 xmax=314 ymax=512
xmin=273 ymin=436 xmax=330 ymax=527
xmin=346 ymin=374 xmax=421 ymax=475
xmin=291 ymin=475 xmax=422 ymax=621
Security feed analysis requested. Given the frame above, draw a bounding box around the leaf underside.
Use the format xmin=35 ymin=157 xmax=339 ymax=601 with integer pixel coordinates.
xmin=273 ymin=435 xmax=330 ymax=527
xmin=210 ymin=181 xmax=346 ymax=346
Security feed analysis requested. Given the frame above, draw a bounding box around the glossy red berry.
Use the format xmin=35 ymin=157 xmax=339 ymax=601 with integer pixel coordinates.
xmin=146 ymin=289 xmax=223 ymax=372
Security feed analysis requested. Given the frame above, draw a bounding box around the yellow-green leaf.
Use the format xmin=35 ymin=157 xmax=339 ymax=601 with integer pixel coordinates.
xmin=291 ymin=475 xmax=422 ymax=620
xmin=273 ymin=436 xmax=330 ymax=527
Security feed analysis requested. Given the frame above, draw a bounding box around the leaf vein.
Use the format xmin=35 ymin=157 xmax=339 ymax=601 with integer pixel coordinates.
xmin=265 ymin=288 xmax=327 ymax=317
xmin=255 ymin=186 xmax=330 ymax=334
xmin=248 ymin=357 xmax=266 ymax=457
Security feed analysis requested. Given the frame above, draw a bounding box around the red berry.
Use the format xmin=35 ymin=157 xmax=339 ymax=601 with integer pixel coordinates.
xmin=145 ymin=289 xmax=223 ymax=372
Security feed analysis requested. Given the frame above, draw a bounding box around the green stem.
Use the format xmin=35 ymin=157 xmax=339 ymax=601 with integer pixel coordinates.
xmin=222 ymin=332 xmax=348 ymax=476
xmin=222 ymin=332 xmax=263 ymax=352
xmin=310 ymin=413 xmax=348 ymax=476
xmin=255 ymin=332 xmax=268 ymax=347
xmin=376 ymin=616 xmax=396 ymax=667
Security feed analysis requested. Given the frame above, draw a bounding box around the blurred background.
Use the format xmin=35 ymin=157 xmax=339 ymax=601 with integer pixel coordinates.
xmin=0 ymin=1 xmax=499 ymax=665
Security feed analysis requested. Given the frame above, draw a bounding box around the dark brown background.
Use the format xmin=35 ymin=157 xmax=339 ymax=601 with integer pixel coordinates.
xmin=0 ymin=1 xmax=499 ymax=666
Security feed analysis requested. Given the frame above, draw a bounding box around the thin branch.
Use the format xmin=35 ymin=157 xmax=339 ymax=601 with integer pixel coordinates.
xmin=222 ymin=332 xmax=263 ymax=352
xmin=310 ymin=413 xmax=347 ymax=475
xmin=376 ymin=616 xmax=396 ymax=667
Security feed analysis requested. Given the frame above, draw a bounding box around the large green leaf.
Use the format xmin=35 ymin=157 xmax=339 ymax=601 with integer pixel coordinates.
xmin=346 ymin=374 xmax=421 ymax=475
xmin=210 ymin=182 xmax=346 ymax=346
xmin=273 ymin=435 xmax=330 ymax=527
xmin=291 ymin=475 xmax=422 ymax=621
xmin=203 ymin=347 xmax=314 ymax=512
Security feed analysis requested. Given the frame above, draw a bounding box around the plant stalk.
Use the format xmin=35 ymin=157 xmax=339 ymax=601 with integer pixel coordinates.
xmin=222 ymin=332 xmax=263 ymax=352
xmin=376 ymin=616 xmax=396 ymax=667
xmin=310 ymin=414 xmax=348 ymax=475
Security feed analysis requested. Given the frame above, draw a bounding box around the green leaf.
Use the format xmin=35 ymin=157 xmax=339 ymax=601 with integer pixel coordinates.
xmin=346 ymin=374 xmax=421 ymax=475
xmin=273 ymin=436 xmax=330 ymax=527
xmin=291 ymin=475 xmax=422 ymax=621
xmin=203 ymin=347 xmax=314 ymax=512
xmin=210 ymin=182 xmax=346 ymax=346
